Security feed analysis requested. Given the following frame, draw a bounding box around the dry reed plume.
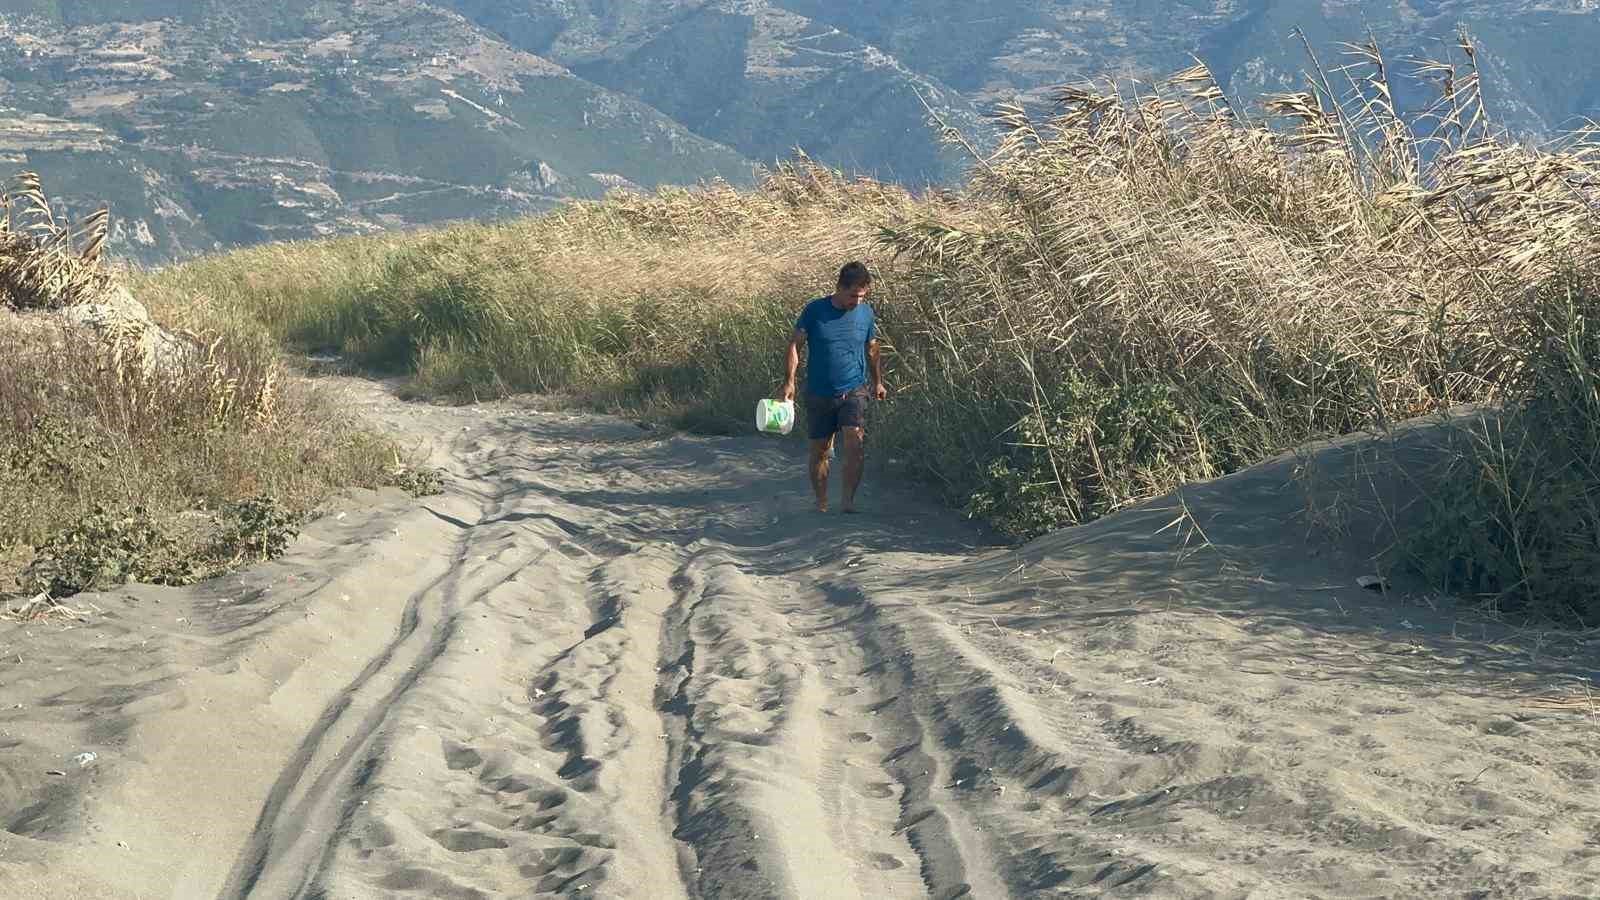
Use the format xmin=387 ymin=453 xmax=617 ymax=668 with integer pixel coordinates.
xmin=0 ymin=171 xmax=111 ymax=310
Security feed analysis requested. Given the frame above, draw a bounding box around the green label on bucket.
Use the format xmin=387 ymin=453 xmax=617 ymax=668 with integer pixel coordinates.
xmin=757 ymin=399 xmax=792 ymax=433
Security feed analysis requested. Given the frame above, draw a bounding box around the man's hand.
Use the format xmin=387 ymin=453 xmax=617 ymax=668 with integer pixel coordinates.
xmin=872 ymin=380 xmax=888 ymax=401
xmin=782 ymin=329 xmax=804 ymax=403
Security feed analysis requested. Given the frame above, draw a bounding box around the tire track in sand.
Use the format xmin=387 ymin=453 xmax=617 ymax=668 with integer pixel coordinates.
xmin=221 ymin=382 xmax=1022 ymax=899
xmin=15 ymin=379 xmax=1592 ymax=899
xmin=282 ymin=406 xmax=695 ymax=899
xmin=657 ymin=551 xmax=980 ymax=899
xmin=218 ymin=476 xmax=507 ymax=898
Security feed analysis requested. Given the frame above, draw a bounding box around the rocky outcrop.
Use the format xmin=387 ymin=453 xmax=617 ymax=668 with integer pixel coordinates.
xmin=1 ymin=284 xmax=198 ymax=376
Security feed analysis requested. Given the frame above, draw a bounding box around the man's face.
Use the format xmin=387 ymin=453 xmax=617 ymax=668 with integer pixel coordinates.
xmin=836 ymin=282 xmax=871 ymax=309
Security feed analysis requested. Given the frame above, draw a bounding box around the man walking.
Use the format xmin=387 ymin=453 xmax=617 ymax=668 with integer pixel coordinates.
xmin=780 ymin=261 xmax=887 ymax=513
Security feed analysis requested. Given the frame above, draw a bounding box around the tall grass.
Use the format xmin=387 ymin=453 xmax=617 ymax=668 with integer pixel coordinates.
xmin=871 ymin=35 xmax=1596 ymax=532
xmin=1 ymin=174 xmax=403 ymax=598
xmin=139 ymin=33 xmax=1600 ymax=622
xmin=1395 ymin=272 xmax=1600 ymax=626
xmin=135 ymin=162 xmax=916 ymax=428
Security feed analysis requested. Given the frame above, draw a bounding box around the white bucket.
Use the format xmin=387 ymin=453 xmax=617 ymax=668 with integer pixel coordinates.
xmin=755 ymin=398 xmax=795 ymax=435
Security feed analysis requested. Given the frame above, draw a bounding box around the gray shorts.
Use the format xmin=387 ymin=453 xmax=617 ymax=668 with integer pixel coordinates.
xmin=803 ymin=386 xmax=867 ymax=440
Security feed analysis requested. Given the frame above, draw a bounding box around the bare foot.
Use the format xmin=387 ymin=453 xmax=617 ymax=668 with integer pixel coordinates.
xmin=841 ymin=505 xmax=858 ymax=515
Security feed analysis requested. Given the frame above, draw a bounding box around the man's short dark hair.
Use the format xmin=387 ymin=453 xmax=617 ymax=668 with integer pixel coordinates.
xmin=837 ymin=261 xmax=873 ymax=289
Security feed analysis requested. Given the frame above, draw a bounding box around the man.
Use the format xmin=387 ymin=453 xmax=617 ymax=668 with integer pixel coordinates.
xmin=780 ymin=261 xmax=887 ymax=514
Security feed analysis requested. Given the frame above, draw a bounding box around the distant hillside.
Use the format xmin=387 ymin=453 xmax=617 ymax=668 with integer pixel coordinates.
xmin=2 ymin=0 xmax=1597 ymax=264
xmin=0 ymin=2 xmax=761 ymax=263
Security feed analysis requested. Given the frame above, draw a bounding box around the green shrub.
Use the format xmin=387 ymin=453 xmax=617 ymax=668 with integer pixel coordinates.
xmin=1397 ymin=274 xmax=1600 ymax=626
xmin=385 ymin=463 xmax=447 ymax=497
xmin=208 ymin=495 xmax=301 ymax=564
xmin=23 ymin=506 xmax=199 ymax=597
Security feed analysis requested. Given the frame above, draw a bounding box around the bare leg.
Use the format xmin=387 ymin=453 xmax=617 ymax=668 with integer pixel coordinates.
xmin=840 ymin=426 xmax=866 ymax=513
xmin=808 ymin=437 xmax=834 ymax=512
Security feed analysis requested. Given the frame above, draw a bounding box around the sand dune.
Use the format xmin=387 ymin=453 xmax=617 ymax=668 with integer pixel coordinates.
xmin=2 ymin=378 xmax=1597 ymax=899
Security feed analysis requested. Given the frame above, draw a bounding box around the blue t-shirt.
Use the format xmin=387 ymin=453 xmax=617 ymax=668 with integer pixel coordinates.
xmin=796 ymin=296 xmax=876 ymax=397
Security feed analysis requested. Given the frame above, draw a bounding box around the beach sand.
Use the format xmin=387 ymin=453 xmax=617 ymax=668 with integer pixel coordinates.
xmin=2 ymin=378 xmax=1596 ymax=898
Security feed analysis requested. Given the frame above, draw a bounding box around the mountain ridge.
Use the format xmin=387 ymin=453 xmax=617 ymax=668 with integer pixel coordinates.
xmin=2 ymin=0 xmax=1597 ymax=264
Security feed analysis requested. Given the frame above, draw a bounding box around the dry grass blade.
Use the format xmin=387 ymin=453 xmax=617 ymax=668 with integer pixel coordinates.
xmin=9 ymin=171 xmax=58 ymax=233
xmin=1264 ymin=91 xmax=1343 ymax=151
xmin=1 ymin=172 xmax=115 ymax=309
xmin=1 ymin=591 xmax=89 ymax=622
xmin=1526 ymin=684 xmax=1598 ymax=712
xmin=78 ymin=207 xmax=110 ymax=263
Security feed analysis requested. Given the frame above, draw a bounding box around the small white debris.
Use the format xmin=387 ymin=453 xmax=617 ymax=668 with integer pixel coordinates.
xmin=73 ymin=752 xmax=97 ymax=768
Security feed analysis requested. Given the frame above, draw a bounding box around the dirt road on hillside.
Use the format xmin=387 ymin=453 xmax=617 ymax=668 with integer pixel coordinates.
xmin=2 ymin=377 xmax=1598 ymax=899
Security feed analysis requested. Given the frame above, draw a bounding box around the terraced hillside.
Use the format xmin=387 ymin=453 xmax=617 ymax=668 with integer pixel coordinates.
xmin=1 ymin=0 xmax=1596 ymax=263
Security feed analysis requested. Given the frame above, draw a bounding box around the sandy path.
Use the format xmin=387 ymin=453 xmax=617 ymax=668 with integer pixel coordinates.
xmin=2 ymin=378 xmax=1598 ymax=899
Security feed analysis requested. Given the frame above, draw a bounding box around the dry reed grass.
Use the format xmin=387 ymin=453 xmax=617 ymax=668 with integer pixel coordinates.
xmin=1 ymin=176 xmax=404 ymax=598
xmin=137 ymin=32 xmax=1600 ymax=622
xmin=0 ymin=591 xmax=91 ymax=623
xmin=1528 ymin=682 xmax=1599 ymax=714
xmin=0 ymin=171 xmax=111 ymax=310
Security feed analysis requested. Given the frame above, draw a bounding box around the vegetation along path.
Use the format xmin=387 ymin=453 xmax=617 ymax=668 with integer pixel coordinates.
xmin=1 ymin=376 xmax=1597 ymax=899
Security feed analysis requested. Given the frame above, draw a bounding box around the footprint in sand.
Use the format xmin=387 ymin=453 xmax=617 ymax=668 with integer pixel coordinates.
xmin=429 ymin=828 xmax=510 ymax=852
xmin=443 ymin=743 xmax=484 ymax=771
xmin=512 ymin=812 xmax=560 ymax=832
xmin=858 ymin=781 xmax=896 ymax=799
xmin=868 ymin=852 xmax=904 ymax=871
xmin=486 ymin=774 xmax=534 ymax=794
xmin=360 ymin=820 xmax=397 ymax=849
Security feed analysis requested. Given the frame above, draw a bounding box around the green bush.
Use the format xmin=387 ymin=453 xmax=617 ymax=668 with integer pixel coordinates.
xmin=960 ymin=376 xmax=1218 ymax=536
xmin=384 ymin=464 xmax=447 ymax=497
xmin=209 ymin=495 xmax=301 ymax=564
xmin=23 ymin=506 xmax=199 ymax=597
xmin=1397 ymin=274 xmax=1600 ymax=626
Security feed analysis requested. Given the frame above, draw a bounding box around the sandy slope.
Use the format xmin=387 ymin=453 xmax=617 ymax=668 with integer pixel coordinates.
xmin=2 ymin=378 xmax=1598 ymax=899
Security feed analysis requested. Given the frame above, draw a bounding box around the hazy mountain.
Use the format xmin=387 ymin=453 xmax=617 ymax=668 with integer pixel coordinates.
xmin=0 ymin=2 xmax=763 ymax=262
xmin=1 ymin=0 xmax=1596 ymax=264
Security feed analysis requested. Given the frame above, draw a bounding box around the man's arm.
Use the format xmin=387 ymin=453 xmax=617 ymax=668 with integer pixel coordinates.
xmin=781 ymin=328 xmax=805 ymax=401
xmin=868 ymin=338 xmax=886 ymax=400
